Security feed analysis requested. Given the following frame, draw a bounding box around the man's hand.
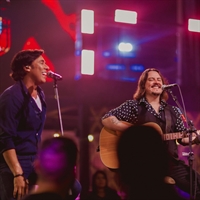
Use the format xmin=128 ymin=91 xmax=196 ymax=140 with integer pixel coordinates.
xmin=192 ymin=135 xmax=200 ymax=145
xmin=13 ymin=176 xmax=29 ymax=200
xmin=3 ymin=149 xmax=28 ymax=199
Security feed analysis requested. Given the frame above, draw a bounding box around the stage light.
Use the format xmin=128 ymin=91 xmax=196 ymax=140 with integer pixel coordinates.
xmin=102 ymin=51 xmax=111 ymax=57
xmin=121 ymin=77 xmax=137 ymax=82
xmin=81 ymin=9 xmax=94 ymax=34
xmin=106 ymin=64 xmax=126 ymax=71
xmin=117 ymin=42 xmax=136 ymax=57
xmin=88 ymin=134 xmax=94 ymax=142
xmin=0 ymin=17 xmax=11 ymax=56
xmin=118 ymin=42 xmax=133 ymax=52
xmin=53 ymin=133 xmax=60 ymax=137
xmin=188 ymin=19 xmax=200 ymax=33
xmin=81 ymin=50 xmax=94 ymax=75
xmin=0 ymin=17 xmax=2 ymax=34
xmin=115 ymin=9 xmax=137 ymax=24
xmin=130 ymin=64 xmax=144 ymax=72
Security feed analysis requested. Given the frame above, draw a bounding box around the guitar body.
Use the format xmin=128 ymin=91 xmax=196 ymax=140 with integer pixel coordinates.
xmin=99 ymin=122 xmax=188 ymax=169
xmin=99 ymin=127 xmax=121 ymax=169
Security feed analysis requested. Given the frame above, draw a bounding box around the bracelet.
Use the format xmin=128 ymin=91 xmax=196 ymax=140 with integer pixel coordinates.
xmin=14 ymin=173 xmax=24 ymax=178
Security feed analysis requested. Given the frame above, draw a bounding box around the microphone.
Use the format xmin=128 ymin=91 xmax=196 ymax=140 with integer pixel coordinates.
xmin=162 ymin=83 xmax=177 ymax=90
xmin=47 ymin=71 xmax=62 ymax=81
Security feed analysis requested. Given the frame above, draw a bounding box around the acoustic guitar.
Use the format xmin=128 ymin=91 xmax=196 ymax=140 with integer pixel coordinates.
xmin=99 ymin=122 xmax=199 ymax=169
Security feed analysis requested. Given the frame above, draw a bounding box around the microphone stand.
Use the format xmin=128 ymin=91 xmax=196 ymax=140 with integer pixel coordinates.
xmin=50 ymin=74 xmax=79 ymax=197
xmin=53 ymin=78 xmax=64 ymax=136
xmin=167 ymin=88 xmax=197 ymax=200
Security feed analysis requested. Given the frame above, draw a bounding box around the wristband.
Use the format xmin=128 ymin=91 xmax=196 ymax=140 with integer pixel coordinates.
xmin=14 ymin=173 xmax=24 ymax=178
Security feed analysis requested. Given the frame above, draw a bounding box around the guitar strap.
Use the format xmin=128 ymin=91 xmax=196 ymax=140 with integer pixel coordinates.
xmin=165 ymin=106 xmax=172 ymax=133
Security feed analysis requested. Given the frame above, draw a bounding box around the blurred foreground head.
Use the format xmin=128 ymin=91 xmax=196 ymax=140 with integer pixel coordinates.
xmin=35 ymin=137 xmax=78 ymax=184
xmin=117 ymin=124 xmax=169 ymax=198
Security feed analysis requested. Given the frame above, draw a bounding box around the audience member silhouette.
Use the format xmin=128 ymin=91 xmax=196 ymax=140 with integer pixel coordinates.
xmin=117 ymin=124 xmax=187 ymax=200
xmin=84 ymin=170 xmax=121 ymax=200
xmin=22 ymin=136 xmax=78 ymax=200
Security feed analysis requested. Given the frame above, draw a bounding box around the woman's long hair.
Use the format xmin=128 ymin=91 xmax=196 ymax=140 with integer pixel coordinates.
xmin=91 ymin=170 xmax=108 ymax=194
